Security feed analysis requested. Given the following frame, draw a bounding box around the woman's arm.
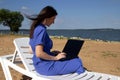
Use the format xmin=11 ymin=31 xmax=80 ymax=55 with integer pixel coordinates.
xmin=36 ymin=45 xmax=66 ymax=60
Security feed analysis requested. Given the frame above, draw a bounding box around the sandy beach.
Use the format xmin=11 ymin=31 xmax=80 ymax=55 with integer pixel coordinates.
xmin=0 ymin=35 xmax=120 ymax=80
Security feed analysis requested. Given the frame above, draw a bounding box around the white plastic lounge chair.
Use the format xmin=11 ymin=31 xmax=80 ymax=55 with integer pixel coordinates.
xmin=0 ymin=37 xmax=120 ymax=80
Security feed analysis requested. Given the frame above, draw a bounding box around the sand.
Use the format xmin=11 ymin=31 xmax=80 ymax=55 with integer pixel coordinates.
xmin=0 ymin=35 xmax=120 ymax=80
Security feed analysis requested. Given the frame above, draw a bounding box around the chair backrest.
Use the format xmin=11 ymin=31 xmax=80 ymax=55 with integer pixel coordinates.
xmin=13 ymin=37 xmax=34 ymax=71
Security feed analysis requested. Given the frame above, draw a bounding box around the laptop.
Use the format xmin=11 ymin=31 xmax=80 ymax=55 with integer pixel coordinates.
xmin=59 ymin=39 xmax=84 ymax=61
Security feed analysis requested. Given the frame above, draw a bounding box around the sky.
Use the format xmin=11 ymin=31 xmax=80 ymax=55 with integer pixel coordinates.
xmin=0 ymin=0 xmax=120 ymax=29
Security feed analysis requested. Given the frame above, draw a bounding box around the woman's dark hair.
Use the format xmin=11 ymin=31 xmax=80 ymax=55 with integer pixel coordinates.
xmin=29 ymin=6 xmax=58 ymax=38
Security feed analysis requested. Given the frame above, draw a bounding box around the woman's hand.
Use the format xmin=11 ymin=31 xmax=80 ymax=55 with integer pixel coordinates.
xmin=51 ymin=50 xmax=61 ymax=56
xmin=55 ymin=52 xmax=66 ymax=60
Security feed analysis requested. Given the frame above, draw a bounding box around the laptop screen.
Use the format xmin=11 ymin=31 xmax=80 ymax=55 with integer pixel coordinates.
xmin=61 ymin=39 xmax=84 ymax=61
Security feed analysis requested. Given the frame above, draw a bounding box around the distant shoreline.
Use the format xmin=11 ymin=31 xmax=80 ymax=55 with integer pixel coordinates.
xmin=0 ymin=28 xmax=120 ymax=30
xmin=0 ymin=29 xmax=120 ymax=42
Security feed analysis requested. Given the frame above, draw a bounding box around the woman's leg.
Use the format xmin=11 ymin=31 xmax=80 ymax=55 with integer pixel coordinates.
xmin=35 ymin=58 xmax=85 ymax=76
xmin=54 ymin=58 xmax=85 ymax=75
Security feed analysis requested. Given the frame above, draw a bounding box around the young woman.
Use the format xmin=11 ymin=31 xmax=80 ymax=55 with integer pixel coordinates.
xmin=29 ymin=6 xmax=85 ymax=76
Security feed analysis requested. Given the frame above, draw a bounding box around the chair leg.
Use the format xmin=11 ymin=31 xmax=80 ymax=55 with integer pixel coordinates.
xmin=0 ymin=58 xmax=12 ymax=80
xmin=12 ymin=50 xmax=18 ymax=63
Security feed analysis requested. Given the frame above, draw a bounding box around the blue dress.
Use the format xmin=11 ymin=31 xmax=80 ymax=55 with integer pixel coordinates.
xmin=29 ymin=24 xmax=85 ymax=76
